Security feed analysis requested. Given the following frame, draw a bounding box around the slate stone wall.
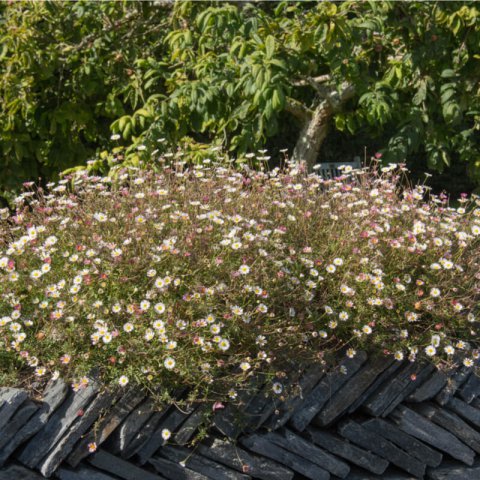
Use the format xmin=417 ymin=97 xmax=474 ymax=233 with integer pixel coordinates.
xmin=0 ymin=353 xmax=479 ymax=480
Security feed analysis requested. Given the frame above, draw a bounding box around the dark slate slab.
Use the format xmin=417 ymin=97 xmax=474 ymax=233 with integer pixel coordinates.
xmin=106 ymin=397 xmax=157 ymax=455
xmin=458 ymin=373 xmax=480 ymax=403
xmin=314 ymin=355 xmax=393 ymax=426
xmin=120 ymin=410 xmax=166 ymax=459
xmin=240 ymin=433 xmax=330 ymax=480
xmin=346 ymin=359 xmax=403 ymax=414
xmin=435 ymin=366 xmax=471 ymax=406
xmin=414 ymin=403 xmax=480 ymax=454
xmin=56 ymin=465 xmax=118 ymax=480
xmin=0 ymin=388 xmax=28 ymax=431
xmin=214 ymin=377 xmax=266 ymax=440
xmin=0 ymin=400 xmax=39 ymax=451
xmin=447 ymin=397 xmax=480 ymax=428
xmin=149 ymin=456 xmax=209 ymax=480
xmin=407 ymin=370 xmax=448 ymax=403
xmin=38 ymin=391 xmax=117 ymax=477
xmin=159 ymin=445 xmax=252 ymax=480
xmin=137 ymin=406 xmax=192 ymax=464
xmin=427 ymin=459 xmax=480 ymax=480
xmin=264 ymin=364 xmax=325 ymax=431
xmin=306 ymin=427 xmax=389 ymax=475
xmin=17 ymin=379 xmax=99 ymax=468
xmin=0 ymin=463 xmax=44 ymax=480
xmin=362 ymin=418 xmax=443 ymax=467
xmin=67 ymin=388 xmax=145 ymax=467
xmin=174 ymin=405 xmax=208 ymax=445
xmin=88 ymin=449 xmax=164 ymax=480
xmin=0 ymin=379 xmax=68 ymax=467
xmin=264 ymin=429 xmax=350 ymax=478
xmin=390 ymin=405 xmax=475 ymax=465
xmin=363 ymin=362 xmax=435 ymax=417
xmin=242 ymin=386 xmax=278 ymax=433
xmin=290 ymin=352 xmax=368 ymax=431
xmin=197 ymin=436 xmax=294 ymax=480
xmin=338 ymin=420 xmax=426 ymax=478
xmin=345 ymin=466 xmax=418 ymax=479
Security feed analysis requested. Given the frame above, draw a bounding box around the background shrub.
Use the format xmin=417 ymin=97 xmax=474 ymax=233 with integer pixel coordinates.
xmin=1 ymin=0 xmax=479 ymax=203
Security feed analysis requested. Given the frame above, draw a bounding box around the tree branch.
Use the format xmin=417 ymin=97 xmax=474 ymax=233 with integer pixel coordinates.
xmin=284 ymin=98 xmax=312 ymax=123
xmin=292 ymin=74 xmax=332 ymax=87
xmin=326 ymin=82 xmax=355 ymax=111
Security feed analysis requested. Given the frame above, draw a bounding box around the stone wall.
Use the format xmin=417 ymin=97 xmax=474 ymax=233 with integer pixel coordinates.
xmin=0 ymin=353 xmax=479 ymax=479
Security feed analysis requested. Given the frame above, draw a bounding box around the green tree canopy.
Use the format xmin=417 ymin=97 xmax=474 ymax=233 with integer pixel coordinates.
xmin=0 ymin=0 xmax=170 ymax=198
xmin=1 ymin=1 xmax=480 ymax=196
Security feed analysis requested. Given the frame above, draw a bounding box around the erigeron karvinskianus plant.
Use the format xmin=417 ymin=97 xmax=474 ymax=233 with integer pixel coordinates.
xmin=0 ymin=154 xmax=479 ymax=399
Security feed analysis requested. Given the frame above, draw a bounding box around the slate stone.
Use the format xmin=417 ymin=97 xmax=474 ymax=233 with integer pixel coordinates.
xmin=435 ymin=366 xmax=471 ymax=406
xmin=120 ymin=390 xmax=186 ymax=459
xmin=390 ymin=405 xmax=475 ymax=465
xmin=362 ymin=418 xmax=443 ymax=467
xmin=159 ymin=445 xmax=252 ymax=480
xmin=174 ymin=405 xmax=208 ymax=445
xmin=427 ymin=459 xmax=480 ymax=480
xmin=264 ymin=364 xmax=325 ymax=431
xmin=137 ymin=406 xmax=192 ymax=464
xmin=345 ymin=466 xmax=418 ymax=480
xmin=314 ymin=355 xmax=393 ymax=426
xmin=362 ymin=362 xmax=435 ymax=417
xmin=346 ymin=359 xmax=403 ymax=414
xmin=242 ymin=387 xmax=277 ymax=433
xmin=149 ymin=455 xmax=209 ymax=480
xmin=56 ymin=465 xmax=118 ymax=480
xmin=458 ymin=372 xmax=480 ymax=403
xmin=120 ymin=410 xmax=166 ymax=459
xmin=264 ymin=429 xmax=350 ymax=478
xmin=0 ymin=379 xmax=68 ymax=467
xmin=447 ymin=397 xmax=480 ymax=428
xmin=407 ymin=370 xmax=448 ymax=403
xmin=306 ymin=427 xmax=389 ymax=475
xmin=214 ymin=377 xmax=265 ymax=440
xmin=0 ymin=463 xmax=45 ymax=480
xmin=240 ymin=433 xmax=330 ymax=480
xmin=67 ymin=388 xmax=145 ymax=467
xmin=338 ymin=420 xmax=426 ymax=478
xmin=0 ymin=400 xmax=39 ymax=451
xmin=197 ymin=436 xmax=294 ymax=480
xmin=38 ymin=391 xmax=117 ymax=477
xmin=106 ymin=397 xmax=157 ymax=455
xmin=473 ymin=397 xmax=480 ymax=409
xmin=414 ymin=403 xmax=480 ymax=454
xmin=88 ymin=449 xmax=164 ymax=480
xmin=0 ymin=388 xmax=28 ymax=431
xmin=18 ymin=379 xmax=99 ymax=468
xmin=290 ymin=352 xmax=368 ymax=431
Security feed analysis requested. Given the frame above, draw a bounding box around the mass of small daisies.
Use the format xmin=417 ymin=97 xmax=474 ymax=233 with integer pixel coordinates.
xmin=0 ymin=153 xmax=479 ymax=401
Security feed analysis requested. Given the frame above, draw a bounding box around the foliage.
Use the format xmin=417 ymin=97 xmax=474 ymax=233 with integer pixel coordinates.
xmin=115 ymin=1 xmax=480 ymax=182
xmin=0 ymin=0 xmax=170 ymax=201
xmin=1 ymin=0 xmax=480 ymax=199
xmin=0 ymin=151 xmax=479 ymax=397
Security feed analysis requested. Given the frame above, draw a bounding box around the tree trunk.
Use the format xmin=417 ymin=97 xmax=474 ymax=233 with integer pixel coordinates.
xmin=292 ymin=101 xmax=332 ymax=171
xmin=289 ymin=82 xmax=355 ymax=171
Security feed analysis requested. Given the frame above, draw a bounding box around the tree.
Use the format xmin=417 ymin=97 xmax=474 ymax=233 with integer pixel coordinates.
xmin=117 ymin=1 xmax=479 ymax=183
xmin=0 ymin=0 xmax=170 ymax=199
xmin=1 ymin=1 xmax=480 ymax=194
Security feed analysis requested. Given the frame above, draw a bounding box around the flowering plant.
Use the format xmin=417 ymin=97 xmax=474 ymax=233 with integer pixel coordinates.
xmin=0 ymin=155 xmax=479 ymax=399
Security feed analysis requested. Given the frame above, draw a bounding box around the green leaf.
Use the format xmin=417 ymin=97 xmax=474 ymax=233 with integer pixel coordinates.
xmin=265 ymin=35 xmax=275 ymax=60
xmin=272 ymin=88 xmax=285 ymax=111
xmin=441 ymin=69 xmax=456 ymax=78
xmin=412 ymin=80 xmax=427 ymax=106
